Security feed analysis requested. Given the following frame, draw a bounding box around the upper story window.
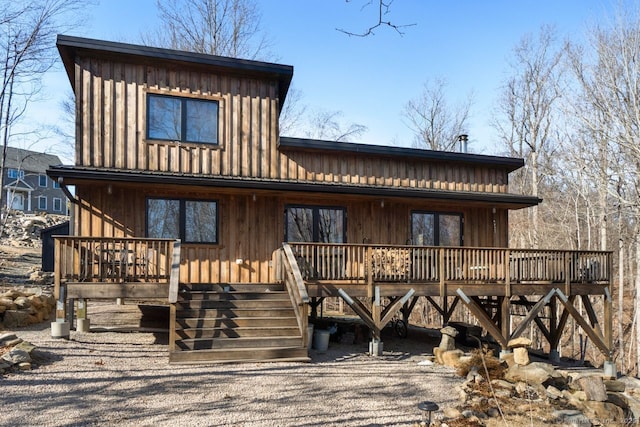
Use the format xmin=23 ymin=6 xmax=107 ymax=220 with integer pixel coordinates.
xmin=39 ymin=175 xmax=48 ymax=187
xmin=7 ymin=169 xmax=24 ymax=179
xmin=147 ymin=94 xmax=219 ymax=145
xmin=411 ymin=211 xmax=463 ymax=246
xmin=53 ymin=180 xmax=60 ymax=189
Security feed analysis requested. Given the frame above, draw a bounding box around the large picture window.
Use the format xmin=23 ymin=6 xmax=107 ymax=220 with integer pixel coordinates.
xmin=147 ymin=94 xmax=219 ymax=145
xmin=285 ymin=206 xmax=345 ymax=243
xmin=411 ymin=212 xmax=463 ymax=246
xmin=147 ymin=198 xmax=218 ymax=244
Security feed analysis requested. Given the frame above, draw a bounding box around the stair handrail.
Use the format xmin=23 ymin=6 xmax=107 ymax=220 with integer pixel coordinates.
xmin=168 ymin=240 xmax=181 ymax=304
xmin=281 ymin=243 xmax=309 ymax=349
xmin=282 ymin=243 xmax=309 ymax=304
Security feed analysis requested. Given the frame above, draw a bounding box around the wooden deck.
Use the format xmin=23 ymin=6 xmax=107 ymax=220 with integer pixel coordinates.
xmin=284 ymin=243 xmax=613 ymax=359
xmin=52 ymin=237 xmax=614 ymax=363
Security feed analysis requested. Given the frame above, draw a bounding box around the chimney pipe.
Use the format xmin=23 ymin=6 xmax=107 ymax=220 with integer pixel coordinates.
xmin=458 ymin=134 xmax=469 ymax=153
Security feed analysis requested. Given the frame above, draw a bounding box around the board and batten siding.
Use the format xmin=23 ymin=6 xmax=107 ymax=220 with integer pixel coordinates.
xmin=73 ymin=184 xmax=508 ymax=284
xmin=75 ymin=56 xmax=510 ymax=195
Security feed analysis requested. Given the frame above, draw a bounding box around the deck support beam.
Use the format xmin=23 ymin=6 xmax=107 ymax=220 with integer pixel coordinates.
xmin=456 ymin=289 xmax=508 ymax=349
xmin=510 ymin=290 xmax=556 ymax=341
xmin=555 ymin=289 xmax=610 ymax=357
xmin=338 ymin=287 xmax=414 ymax=356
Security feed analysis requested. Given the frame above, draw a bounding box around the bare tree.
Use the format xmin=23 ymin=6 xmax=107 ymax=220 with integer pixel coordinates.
xmin=0 ymin=0 xmax=87 ymax=215
xmin=304 ymin=109 xmax=367 ymax=142
xmin=337 ymin=0 xmax=416 ymax=37
xmin=142 ymin=0 xmax=273 ymax=60
xmin=403 ymin=77 xmax=473 ymax=151
xmin=493 ymin=26 xmax=563 ymax=248
xmin=565 ymin=7 xmax=640 ymax=375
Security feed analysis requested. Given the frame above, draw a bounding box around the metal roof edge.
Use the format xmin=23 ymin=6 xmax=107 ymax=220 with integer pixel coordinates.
xmin=278 ymin=137 xmax=525 ymax=172
xmin=47 ymin=166 xmax=541 ymax=208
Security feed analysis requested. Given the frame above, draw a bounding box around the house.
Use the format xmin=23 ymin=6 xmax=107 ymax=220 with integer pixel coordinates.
xmin=49 ymin=35 xmax=614 ymax=367
xmin=2 ymin=146 xmax=69 ymax=215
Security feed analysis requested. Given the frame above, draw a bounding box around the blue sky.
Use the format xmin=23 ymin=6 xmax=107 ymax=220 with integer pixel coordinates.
xmin=26 ymin=0 xmax=618 ymax=162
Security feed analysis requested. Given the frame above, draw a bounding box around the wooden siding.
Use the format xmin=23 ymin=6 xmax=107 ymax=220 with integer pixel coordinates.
xmin=73 ymin=184 xmax=508 ymax=284
xmin=74 ymin=56 xmax=510 ymax=194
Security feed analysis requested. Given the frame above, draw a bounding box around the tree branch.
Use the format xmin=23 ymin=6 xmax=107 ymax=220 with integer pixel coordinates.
xmin=337 ymin=0 xmax=416 ymax=37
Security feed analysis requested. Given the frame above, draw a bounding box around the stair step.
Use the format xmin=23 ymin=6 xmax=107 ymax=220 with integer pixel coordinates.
xmin=175 ymin=336 xmax=303 ymax=350
xmin=179 ymin=291 xmax=289 ymax=301
xmin=175 ymin=327 xmax=301 ymax=339
xmin=176 ymin=299 xmax=293 ymax=310
xmin=176 ymin=308 xmax=296 ymax=318
xmin=179 ymin=283 xmax=285 ymax=293
xmin=169 ymin=347 xmax=310 ymax=364
xmin=175 ymin=317 xmax=299 ymax=328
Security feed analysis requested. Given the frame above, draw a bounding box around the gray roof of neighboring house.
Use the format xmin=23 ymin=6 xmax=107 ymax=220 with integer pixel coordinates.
xmin=1 ymin=146 xmax=64 ymax=173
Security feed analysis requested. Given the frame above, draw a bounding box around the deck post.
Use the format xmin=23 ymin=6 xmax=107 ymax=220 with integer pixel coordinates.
xmin=76 ymin=298 xmax=90 ymax=332
xmin=439 ymin=249 xmax=447 ymax=326
xmin=51 ymin=283 xmax=70 ymax=339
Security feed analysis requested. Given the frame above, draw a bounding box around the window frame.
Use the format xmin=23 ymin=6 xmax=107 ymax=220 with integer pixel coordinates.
xmin=37 ymin=196 xmax=47 ymax=211
xmin=8 ymin=169 xmax=24 ymax=179
xmin=411 ymin=211 xmax=464 ymax=246
xmin=39 ymin=175 xmax=48 ymax=187
xmin=284 ymin=204 xmax=347 ymax=243
xmin=53 ymin=197 xmax=62 ymax=212
xmin=146 ymin=197 xmax=219 ymax=244
xmin=145 ymin=92 xmax=220 ymax=146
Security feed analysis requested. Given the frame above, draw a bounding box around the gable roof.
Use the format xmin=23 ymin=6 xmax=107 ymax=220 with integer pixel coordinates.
xmin=1 ymin=146 xmax=63 ymax=173
xmin=56 ymin=34 xmax=294 ymax=108
xmin=279 ymin=137 xmax=525 ymax=173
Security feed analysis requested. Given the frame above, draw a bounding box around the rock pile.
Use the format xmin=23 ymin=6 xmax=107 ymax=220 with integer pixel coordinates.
xmin=426 ymin=332 xmax=638 ymax=426
xmin=0 ymin=332 xmax=37 ymax=373
xmin=1 ymin=211 xmax=68 ymax=247
xmin=0 ymin=288 xmax=55 ymax=329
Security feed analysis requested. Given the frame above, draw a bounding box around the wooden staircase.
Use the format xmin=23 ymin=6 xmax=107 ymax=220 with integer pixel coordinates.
xmin=169 ymin=283 xmax=310 ymax=363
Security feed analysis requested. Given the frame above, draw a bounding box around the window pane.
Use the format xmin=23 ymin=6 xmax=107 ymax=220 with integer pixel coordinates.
xmin=38 ymin=197 xmax=47 ymax=210
xmin=39 ymin=175 xmax=47 ymax=187
xmin=185 ymin=201 xmax=217 ymax=243
xmin=148 ymin=95 xmax=181 ymax=141
xmin=318 ymin=208 xmax=344 ymax=243
xmin=185 ymin=99 xmax=218 ymax=144
xmin=439 ymin=214 xmax=462 ymax=246
xmin=411 ymin=213 xmax=435 ymax=246
xmin=286 ymin=208 xmax=313 ymax=242
xmin=53 ymin=198 xmax=62 ymax=212
xmin=147 ymin=199 xmax=180 ymax=239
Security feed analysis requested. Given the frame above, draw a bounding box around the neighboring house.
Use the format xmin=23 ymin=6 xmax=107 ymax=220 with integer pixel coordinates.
xmin=2 ymin=146 xmax=68 ymax=215
xmin=49 ymin=35 xmax=614 ymax=367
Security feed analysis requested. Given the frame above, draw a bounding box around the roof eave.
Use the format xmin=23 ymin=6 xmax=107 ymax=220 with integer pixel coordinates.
xmin=278 ymin=137 xmax=525 ymax=173
xmin=47 ymin=166 xmax=541 ymax=210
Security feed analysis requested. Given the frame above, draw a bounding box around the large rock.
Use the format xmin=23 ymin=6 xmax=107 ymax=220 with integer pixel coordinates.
xmin=439 ymin=326 xmax=459 ymax=351
xmin=577 ymin=376 xmax=608 ymax=402
xmin=505 ymin=362 xmax=556 ymax=386
xmin=2 ymin=310 xmax=32 ymax=328
xmin=552 ymin=409 xmax=591 ymax=426
xmin=580 ymin=401 xmax=625 ymax=425
xmin=513 ymin=347 xmax=530 ymax=365
xmin=604 ymin=379 xmax=626 ymax=393
xmin=1 ymin=348 xmax=31 ymax=364
xmin=508 ymin=337 xmax=532 ymax=348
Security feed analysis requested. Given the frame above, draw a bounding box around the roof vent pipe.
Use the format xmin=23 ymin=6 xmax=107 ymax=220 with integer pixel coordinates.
xmin=458 ymin=134 xmax=469 ymax=153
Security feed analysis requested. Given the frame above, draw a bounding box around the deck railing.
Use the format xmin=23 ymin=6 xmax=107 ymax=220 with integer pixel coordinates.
xmin=54 ymin=236 xmax=179 ymax=284
xmin=288 ymin=243 xmax=611 ymax=284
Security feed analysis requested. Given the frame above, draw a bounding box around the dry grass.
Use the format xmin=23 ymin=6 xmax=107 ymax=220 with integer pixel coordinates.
xmin=456 ymin=347 xmax=506 ymax=381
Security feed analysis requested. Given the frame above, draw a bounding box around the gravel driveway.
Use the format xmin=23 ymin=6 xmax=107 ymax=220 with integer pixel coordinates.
xmin=2 ymin=324 xmax=464 ymax=426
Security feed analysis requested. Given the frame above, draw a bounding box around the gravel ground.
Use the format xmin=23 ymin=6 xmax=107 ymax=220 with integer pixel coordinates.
xmin=2 ymin=324 xmax=464 ymax=426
